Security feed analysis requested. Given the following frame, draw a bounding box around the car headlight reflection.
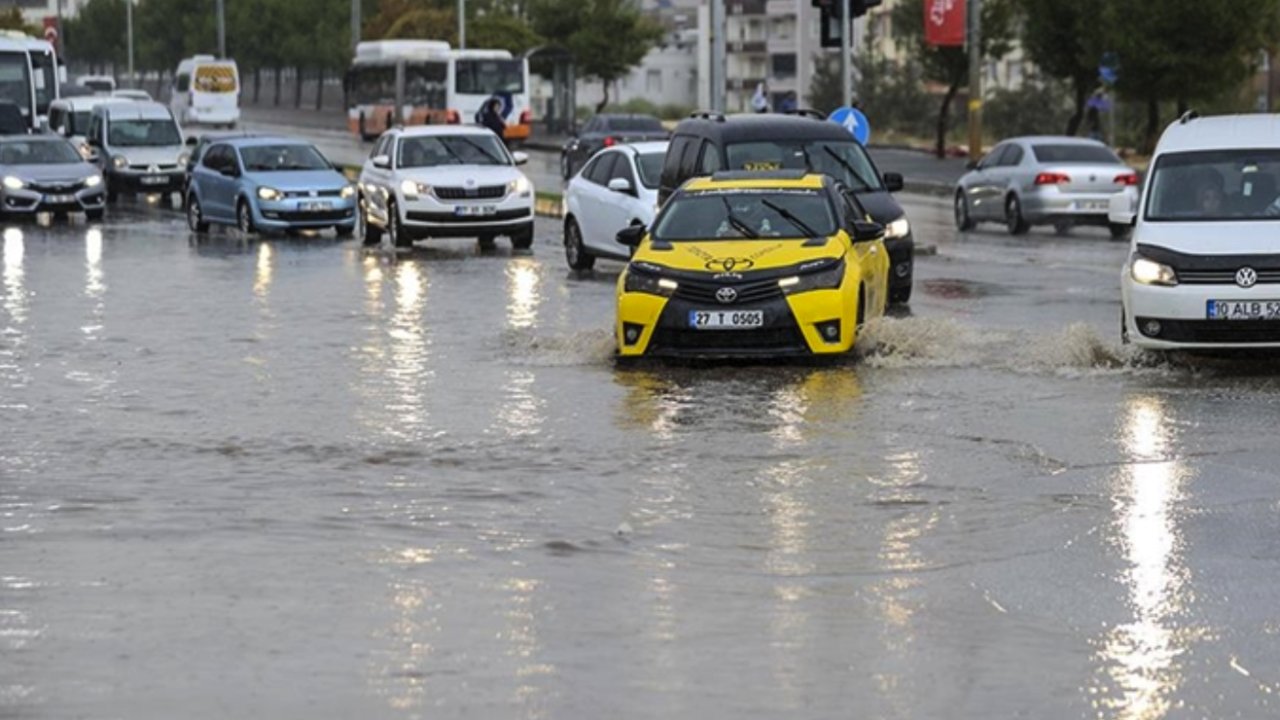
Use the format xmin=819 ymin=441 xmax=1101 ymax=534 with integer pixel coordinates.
xmin=1130 ymin=255 xmax=1177 ymax=287
xmin=624 ymin=269 xmax=678 ymax=297
xmin=778 ymin=259 xmax=846 ymax=294
xmin=508 ymin=176 xmax=532 ymax=197
xmin=400 ymin=179 xmax=428 ymax=198
xmin=2 ymin=176 xmax=24 ymax=190
xmin=884 ymin=217 xmax=910 ymax=239
xmin=84 ymin=175 xmax=102 ymax=187
xmin=257 ymin=186 xmax=282 ymax=201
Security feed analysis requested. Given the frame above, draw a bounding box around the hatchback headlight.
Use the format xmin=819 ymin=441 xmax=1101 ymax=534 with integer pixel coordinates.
xmin=1130 ymin=255 xmax=1177 ymax=287
xmin=508 ymin=176 xmax=532 ymax=197
xmin=623 ymin=268 xmax=678 ymax=297
xmin=84 ymin=175 xmax=102 ymax=188
xmin=340 ymin=184 xmax=356 ymax=199
xmin=2 ymin=176 xmax=23 ymax=190
xmin=884 ymin=217 xmax=910 ymax=239
xmin=257 ymin=186 xmax=282 ymax=201
xmin=111 ymin=155 xmax=128 ymax=169
xmin=778 ymin=259 xmax=846 ymax=294
xmin=400 ymin=179 xmax=428 ymax=198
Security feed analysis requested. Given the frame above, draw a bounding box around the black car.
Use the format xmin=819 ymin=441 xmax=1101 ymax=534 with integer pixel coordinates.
xmin=658 ymin=112 xmax=915 ymax=304
xmin=560 ymin=113 xmax=669 ymax=179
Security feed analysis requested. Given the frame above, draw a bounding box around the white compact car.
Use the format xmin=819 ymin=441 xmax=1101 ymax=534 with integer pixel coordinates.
xmin=357 ymin=126 xmax=534 ymax=249
xmin=562 ymin=140 xmax=667 ymax=270
xmin=1118 ymin=113 xmax=1280 ymax=349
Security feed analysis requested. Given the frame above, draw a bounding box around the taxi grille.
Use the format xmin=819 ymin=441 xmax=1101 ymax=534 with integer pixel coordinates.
xmin=672 ymin=276 xmax=783 ymax=305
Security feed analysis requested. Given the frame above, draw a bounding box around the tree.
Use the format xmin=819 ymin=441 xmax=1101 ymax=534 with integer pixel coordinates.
xmin=530 ymin=0 xmax=662 ymax=113
xmin=892 ymin=0 xmax=1015 ymax=157
xmin=1016 ymin=0 xmax=1108 ymax=136
xmin=63 ymin=0 xmax=128 ymax=72
xmin=0 ymin=8 xmax=37 ymax=35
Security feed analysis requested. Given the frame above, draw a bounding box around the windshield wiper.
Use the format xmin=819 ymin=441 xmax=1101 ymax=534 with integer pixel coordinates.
xmin=821 ymin=146 xmax=874 ymax=191
xmin=434 ymin=141 xmax=467 ymax=165
xmin=720 ymin=196 xmax=758 ymax=238
xmin=761 ymin=198 xmax=819 ymax=238
xmin=454 ymin=136 xmax=502 ymax=164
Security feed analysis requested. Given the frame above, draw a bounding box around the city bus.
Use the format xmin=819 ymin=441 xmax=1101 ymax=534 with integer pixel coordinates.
xmin=0 ymin=32 xmax=61 ymax=129
xmin=344 ymin=42 xmax=532 ymax=143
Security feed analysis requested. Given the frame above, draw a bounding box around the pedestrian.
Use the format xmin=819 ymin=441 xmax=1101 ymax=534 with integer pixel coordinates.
xmin=779 ymin=91 xmax=798 ymax=114
xmin=1085 ymin=90 xmax=1105 ymax=141
xmin=479 ymin=97 xmax=508 ymax=145
xmin=751 ymin=83 xmax=769 ymax=113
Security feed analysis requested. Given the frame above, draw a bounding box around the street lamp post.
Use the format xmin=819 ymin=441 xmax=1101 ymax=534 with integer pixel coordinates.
xmin=126 ymin=0 xmax=134 ymax=86
xmin=458 ymin=0 xmax=465 ymax=50
xmin=351 ymin=0 xmax=361 ymax=53
xmin=216 ymin=0 xmax=226 ymax=58
xmin=967 ymin=0 xmax=983 ymax=162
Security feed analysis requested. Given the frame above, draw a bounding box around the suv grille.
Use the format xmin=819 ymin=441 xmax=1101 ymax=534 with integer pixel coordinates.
xmin=433 ymin=185 xmax=506 ymax=200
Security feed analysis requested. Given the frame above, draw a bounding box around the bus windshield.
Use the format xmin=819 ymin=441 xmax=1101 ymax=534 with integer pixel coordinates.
xmin=454 ymin=59 xmax=523 ymax=95
xmin=30 ymin=51 xmax=56 ymax=115
xmin=348 ymin=63 xmax=395 ymax=106
xmin=0 ymin=52 xmax=32 ymax=119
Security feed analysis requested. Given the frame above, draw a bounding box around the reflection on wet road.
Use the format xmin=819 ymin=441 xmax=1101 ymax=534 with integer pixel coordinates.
xmin=5 ymin=198 xmax=1280 ymax=718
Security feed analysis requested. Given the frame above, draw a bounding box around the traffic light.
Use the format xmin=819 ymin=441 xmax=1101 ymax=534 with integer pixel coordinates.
xmin=816 ymin=0 xmax=884 ymax=48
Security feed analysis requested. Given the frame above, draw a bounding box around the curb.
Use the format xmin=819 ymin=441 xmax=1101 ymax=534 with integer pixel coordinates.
xmin=535 ymin=196 xmax=565 ymax=219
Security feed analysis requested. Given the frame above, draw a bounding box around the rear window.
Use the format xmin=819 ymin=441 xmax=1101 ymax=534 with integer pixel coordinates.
xmin=194 ymin=65 xmax=237 ymax=93
xmin=608 ymin=117 xmax=664 ymax=133
xmin=1031 ymin=144 xmax=1121 ymax=164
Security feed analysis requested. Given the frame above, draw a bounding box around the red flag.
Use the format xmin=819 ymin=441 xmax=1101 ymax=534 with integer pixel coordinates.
xmin=925 ymin=0 xmax=966 ymax=47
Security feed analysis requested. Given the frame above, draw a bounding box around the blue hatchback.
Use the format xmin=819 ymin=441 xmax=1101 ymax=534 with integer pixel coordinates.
xmin=185 ymin=136 xmax=357 ymax=236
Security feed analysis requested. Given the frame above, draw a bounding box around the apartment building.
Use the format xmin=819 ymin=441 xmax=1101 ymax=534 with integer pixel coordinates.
xmin=720 ymin=0 xmax=835 ymax=112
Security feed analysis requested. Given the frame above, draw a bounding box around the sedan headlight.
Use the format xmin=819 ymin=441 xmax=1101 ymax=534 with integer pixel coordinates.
xmin=340 ymin=184 xmax=356 ymax=199
xmin=111 ymin=155 xmax=127 ymax=169
xmin=400 ymin=179 xmax=428 ymax=198
xmin=2 ymin=175 xmax=24 ymax=190
xmin=623 ymin=267 xmax=679 ymax=297
xmin=257 ymin=186 xmax=282 ymax=201
xmin=778 ymin=259 xmax=846 ymax=294
xmin=84 ymin=174 xmax=102 ymax=188
xmin=884 ymin=217 xmax=910 ymax=239
xmin=508 ymin=176 xmax=532 ymax=197
xmin=1130 ymin=255 xmax=1178 ymax=287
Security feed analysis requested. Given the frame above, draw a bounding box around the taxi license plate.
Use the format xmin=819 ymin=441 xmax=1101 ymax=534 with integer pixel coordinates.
xmin=45 ymin=194 xmax=74 ymax=204
xmin=455 ymin=205 xmax=497 ymax=217
xmin=689 ymin=309 xmax=765 ymax=329
xmin=299 ymin=201 xmax=331 ymax=211
xmin=1207 ymin=299 xmax=1280 ymax=320
xmin=140 ymin=175 xmax=167 ymax=186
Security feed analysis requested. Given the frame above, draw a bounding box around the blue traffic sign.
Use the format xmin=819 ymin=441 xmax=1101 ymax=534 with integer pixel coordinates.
xmin=829 ymin=106 xmax=870 ymax=145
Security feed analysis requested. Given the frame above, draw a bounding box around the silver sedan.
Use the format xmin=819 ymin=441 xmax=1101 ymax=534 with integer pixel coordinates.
xmin=954 ymin=136 xmax=1140 ymax=238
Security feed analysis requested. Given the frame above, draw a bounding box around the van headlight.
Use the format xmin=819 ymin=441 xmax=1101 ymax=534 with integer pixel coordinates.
xmin=508 ymin=176 xmax=532 ymax=197
xmin=111 ymin=155 xmax=128 ymax=169
xmin=1130 ymin=255 xmax=1177 ymax=287
xmin=177 ymin=152 xmax=189 ymax=166
xmin=2 ymin=176 xmax=24 ymax=190
xmin=257 ymin=186 xmax=282 ymax=201
xmin=623 ymin=267 xmax=678 ymax=297
xmin=400 ymin=179 xmax=428 ymax=198
xmin=884 ymin=217 xmax=910 ymax=239
xmin=778 ymin=259 xmax=846 ymax=294
xmin=84 ymin=175 xmax=102 ymax=187
xmin=340 ymin=184 xmax=356 ymax=199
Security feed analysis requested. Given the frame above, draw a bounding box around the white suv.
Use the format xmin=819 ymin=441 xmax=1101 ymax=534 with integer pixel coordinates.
xmin=357 ymin=126 xmax=535 ymax=249
xmin=1118 ymin=113 xmax=1280 ymax=349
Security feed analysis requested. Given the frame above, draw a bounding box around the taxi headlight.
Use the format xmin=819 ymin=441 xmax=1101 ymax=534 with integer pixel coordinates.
xmin=257 ymin=186 xmax=282 ymax=201
xmin=400 ymin=179 xmax=428 ymax=198
xmin=508 ymin=176 xmax=532 ymax=197
xmin=340 ymin=184 xmax=356 ymax=199
xmin=1130 ymin=255 xmax=1177 ymax=287
xmin=623 ymin=268 xmax=678 ymax=297
xmin=778 ymin=259 xmax=846 ymax=294
xmin=2 ymin=175 xmax=24 ymax=190
xmin=884 ymin=217 xmax=910 ymax=239
xmin=84 ymin=174 xmax=102 ymax=188
xmin=111 ymin=155 xmax=128 ymax=169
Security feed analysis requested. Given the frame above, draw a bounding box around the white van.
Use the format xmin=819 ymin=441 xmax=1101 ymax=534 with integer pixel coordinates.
xmin=48 ymin=95 xmax=116 ymax=158
xmin=86 ymin=101 xmax=187 ymax=203
xmin=171 ymin=55 xmax=240 ymax=128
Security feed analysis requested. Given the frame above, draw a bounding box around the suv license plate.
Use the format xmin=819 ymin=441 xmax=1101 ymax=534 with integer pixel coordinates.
xmin=689 ymin=309 xmax=765 ymax=329
xmin=1207 ymin=300 xmax=1280 ymax=320
xmin=455 ymin=205 xmax=497 ymax=217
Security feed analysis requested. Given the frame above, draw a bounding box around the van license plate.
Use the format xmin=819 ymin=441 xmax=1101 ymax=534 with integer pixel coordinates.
xmin=689 ymin=310 xmax=765 ymax=329
xmin=140 ymin=175 xmax=167 ymax=186
xmin=1207 ymin=300 xmax=1280 ymax=320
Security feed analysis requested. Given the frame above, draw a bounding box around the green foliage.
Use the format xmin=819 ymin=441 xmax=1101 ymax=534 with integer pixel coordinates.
xmin=1016 ymin=0 xmax=1106 ymax=134
xmin=983 ymin=78 xmax=1074 ymax=139
xmin=0 ymin=8 xmax=37 ymax=34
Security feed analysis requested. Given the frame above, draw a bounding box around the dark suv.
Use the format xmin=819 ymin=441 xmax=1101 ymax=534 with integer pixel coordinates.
xmin=659 ymin=113 xmax=914 ymax=304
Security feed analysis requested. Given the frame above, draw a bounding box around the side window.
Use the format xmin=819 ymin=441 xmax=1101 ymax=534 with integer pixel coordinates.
xmin=176 ymin=73 xmax=190 ymax=93
xmin=48 ymin=107 xmax=62 ymax=133
xmin=698 ymin=140 xmax=722 ymax=175
xmin=677 ymin=137 xmax=701 ymax=179
xmin=371 ymin=134 xmax=390 ymax=160
xmin=662 ymin=135 xmax=692 ymax=189
xmin=201 ymin=145 xmax=224 ymax=170
xmin=587 ymin=152 xmax=618 ymax=185
xmin=1003 ymin=145 xmax=1024 ymax=166
xmin=88 ymin=115 xmax=102 ymax=144
xmin=583 ymin=117 xmax=601 ymax=134
xmin=979 ymin=144 xmax=1005 ymax=169
xmin=609 ymin=153 xmax=637 ymax=188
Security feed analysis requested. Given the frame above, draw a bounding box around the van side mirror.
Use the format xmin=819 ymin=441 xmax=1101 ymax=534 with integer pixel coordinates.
xmin=965 ymin=159 xmax=980 ymax=171
xmin=372 ymin=154 xmax=391 ymax=170
xmin=850 ymin=220 xmax=884 ymax=242
xmin=185 ymin=136 xmax=198 ymax=147
xmin=882 ymin=172 xmax=904 ymax=192
xmin=616 ymin=224 xmax=646 ymax=247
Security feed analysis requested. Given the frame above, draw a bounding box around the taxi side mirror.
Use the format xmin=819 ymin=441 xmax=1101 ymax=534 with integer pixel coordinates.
xmin=616 ymin=224 xmax=646 ymax=247
xmin=851 ymin=220 xmax=884 ymax=242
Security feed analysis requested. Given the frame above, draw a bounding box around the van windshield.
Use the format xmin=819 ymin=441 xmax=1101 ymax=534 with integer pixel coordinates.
xmin=1145 ymin=149 xmax=1280 ymax=222
xmin=109 ymin=119 xmax=182 ymax=147
xmin=725 ymin=139 xmax=883 ymax=191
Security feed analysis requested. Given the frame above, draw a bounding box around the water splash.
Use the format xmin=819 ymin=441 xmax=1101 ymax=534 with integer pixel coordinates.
xmin=501 ymin=327 xmax=617 ymax=367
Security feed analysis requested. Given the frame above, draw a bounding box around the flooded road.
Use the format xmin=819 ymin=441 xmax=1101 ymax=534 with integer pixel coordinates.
xmin=6 ymin=197 xmax=1280 ymax=719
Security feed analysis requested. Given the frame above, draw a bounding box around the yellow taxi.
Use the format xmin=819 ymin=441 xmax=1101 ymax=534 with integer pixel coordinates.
xmin=614 ymin=171 xmax=890 ymax=359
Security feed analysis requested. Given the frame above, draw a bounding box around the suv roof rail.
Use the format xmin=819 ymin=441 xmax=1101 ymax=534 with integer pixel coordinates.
xmin=687 ymin=110 xmax=726 ymax=122
xmin=782 ymin=108 xmax=828 ymax=121
xmin=1178 ymin=109 xmax=1200 ymax=124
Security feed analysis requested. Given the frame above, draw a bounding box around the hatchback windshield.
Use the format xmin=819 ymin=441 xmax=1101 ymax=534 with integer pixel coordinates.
xmin=725 ymin=140 xmax=883 ymax=191
xmin=636 ymin=151 xmax=664 ymax=189
xmin=0 ymin=139 xmax=83 ymax=165
xmin=652 ymin=189 xmax=837 ymax=241
xmin=240 ymin=144 xmax=330 ymax=171
xmin=1146 ymin=149 xmax=1280 ymax=221
xmin=398 ymin=135 xmax=508 ymax=167
xmin=109 ymin=119 xmax=182 ymax=147
xmin=1032 ymin=144 xmax=1122 ymax=164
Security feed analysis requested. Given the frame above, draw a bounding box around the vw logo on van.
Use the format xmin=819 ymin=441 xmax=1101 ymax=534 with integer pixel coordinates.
xmin=1236 ymin=267 xmax=1259 ymax=288
xmin=715 ymin=287 xmax=738 ymax=304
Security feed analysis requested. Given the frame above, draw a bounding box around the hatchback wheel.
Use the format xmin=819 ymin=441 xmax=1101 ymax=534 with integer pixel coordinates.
xmin=187 ymin=195 xmax=209 ymax=232
xmin=237 ymin=200 xmax=255 ymax=236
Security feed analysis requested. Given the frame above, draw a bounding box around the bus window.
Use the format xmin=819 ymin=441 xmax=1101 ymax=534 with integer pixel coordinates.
xmin=30 ymin=51 xmax=55 ymax=115
xmin=0 ymin=53 xmax=32 ymax=120
xmin=454 ymin=59 xmax=524 ymax=95
xmin=405 ymin=60 xmax=447 ymax=108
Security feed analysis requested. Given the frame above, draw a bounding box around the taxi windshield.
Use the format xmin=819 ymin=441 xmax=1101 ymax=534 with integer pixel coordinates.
xmin=1146 ymin=149 xmax=1280 ymax=221
xmin=652 ymin=189 xmax=837 ymax=241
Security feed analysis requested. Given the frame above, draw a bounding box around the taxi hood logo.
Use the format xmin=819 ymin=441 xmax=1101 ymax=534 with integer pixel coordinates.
xmin=705 ymin=257 xmax=754 ymax=272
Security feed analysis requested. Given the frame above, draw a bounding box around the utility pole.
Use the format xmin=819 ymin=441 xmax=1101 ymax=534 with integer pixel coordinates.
xmin=840 ymin=0 xmax=852 ymax=108
xmin=710 ymin=0 xmax=725 ymax=112
xmin=351 ymin=0 xmax=361 ymax=53
xmin=967 ymin=0 xmax=982 ymax=163
xmin=458 ymin=0 xmax=465 ymax=50
xmin=216 ymin=0 xmax=226 ymax=58
xmin=126 ymin=0 xmax=134 ymax=84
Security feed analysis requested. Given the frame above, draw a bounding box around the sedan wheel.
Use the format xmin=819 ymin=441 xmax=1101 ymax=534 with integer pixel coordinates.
xmin=1006 ymin=195 xmax=1030 ymax=235
xmin=954 ymin=190 xmax=974 ymax=231
xmin=564 ymin=218 xmax=595 ymax=270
